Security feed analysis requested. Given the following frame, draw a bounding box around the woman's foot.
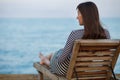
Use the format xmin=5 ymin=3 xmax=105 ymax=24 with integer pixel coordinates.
xmin=39 ymin=53 xmax=50 ymax=66
xmin=46 ymin=53 xmax=53 ymax=60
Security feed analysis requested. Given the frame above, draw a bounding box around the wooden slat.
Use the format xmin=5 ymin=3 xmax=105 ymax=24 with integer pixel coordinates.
xmin=77 ymin=56 xmax=112 ymax=61
xmin=79 ymin=44 xmax=118 ymax=47
xmin=75 ymin=39 xmax=119 ymax=46
xmin=77 ymin=71 xmax=107 ymax=75
xmin=78 ymin=76 xmax=106 ymax=80
xmin=78 ymin=51 xmax=114 ymax=57
xmin=77 ymin=74 xmax=106 ymax=77
xmin=112 ymin=43 xmax=120 ymax=68
xmin=79 ymin=46 xmax=116 ymax=50
xmin=66 ymin=43 xmax=80 ymax=80
xmin=73 ymin=72 xmax=107 ymax=79
xmin=76 ymin=66 xmax=109 ymax=71
xmin=76 ymin=61 xmax=111 ymax=66
xmin=72 ymin=71 xmax=107 ymax=78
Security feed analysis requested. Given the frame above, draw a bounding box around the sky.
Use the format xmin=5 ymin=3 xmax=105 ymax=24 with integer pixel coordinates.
xmin=0 ymin=0 xmax=120 ymax=18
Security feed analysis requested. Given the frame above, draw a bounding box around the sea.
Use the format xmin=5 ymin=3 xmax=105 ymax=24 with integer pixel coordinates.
xmin=0 ymin=18 xmax=120 ymax=74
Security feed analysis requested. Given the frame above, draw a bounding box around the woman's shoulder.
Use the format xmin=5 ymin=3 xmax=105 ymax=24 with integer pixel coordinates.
xmin=72 ymin=29 xmax=84 ymax=33
xmin=69 ymin=29 xmax=84 ymax=38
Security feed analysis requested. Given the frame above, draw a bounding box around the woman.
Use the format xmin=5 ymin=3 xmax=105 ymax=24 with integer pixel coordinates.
xmin=39 ymin=1 xmax=110 ymax=76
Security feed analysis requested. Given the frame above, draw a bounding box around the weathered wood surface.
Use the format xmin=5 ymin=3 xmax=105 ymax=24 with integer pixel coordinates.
xmin=0 ymin=74 xmax=120 ymax=80
xmin=0 ymin=74 xmax=48 ymax=80
xmin=0 ymin=74 xmax=37 ymax=80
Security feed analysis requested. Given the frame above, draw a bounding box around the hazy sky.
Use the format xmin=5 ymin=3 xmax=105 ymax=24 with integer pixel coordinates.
xmin=0 ymin=0 xmax=120 ymax=18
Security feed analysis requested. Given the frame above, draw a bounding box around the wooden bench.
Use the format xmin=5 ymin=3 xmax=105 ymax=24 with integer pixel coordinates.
xmin=34 ymin=39 xmax=120 ymax=80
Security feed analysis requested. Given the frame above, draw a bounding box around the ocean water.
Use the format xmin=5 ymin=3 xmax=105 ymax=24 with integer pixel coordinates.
xmin=0 ymin=18 xmax=120 ymax=74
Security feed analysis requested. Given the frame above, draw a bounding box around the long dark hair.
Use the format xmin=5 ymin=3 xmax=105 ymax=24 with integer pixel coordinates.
xmin=77 ymin=1 xmax=107 ymax=39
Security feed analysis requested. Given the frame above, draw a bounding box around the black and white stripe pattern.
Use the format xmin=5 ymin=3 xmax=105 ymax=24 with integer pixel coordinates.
xmin=50 ymin=29 xmax=110 ymax=76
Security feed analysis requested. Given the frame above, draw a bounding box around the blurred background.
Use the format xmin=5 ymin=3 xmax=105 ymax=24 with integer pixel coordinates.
xmin=0 ymin=0 xmax=120 ymax=74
